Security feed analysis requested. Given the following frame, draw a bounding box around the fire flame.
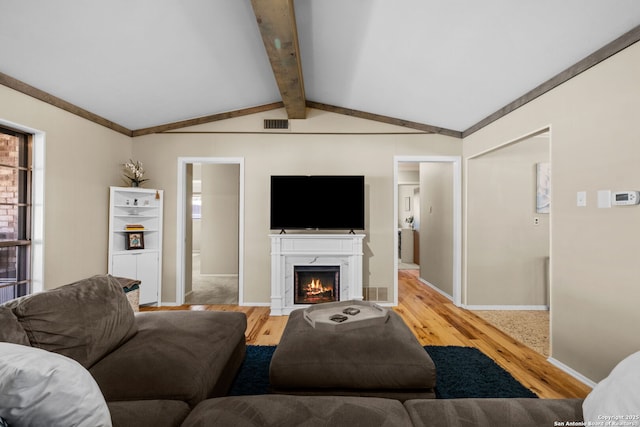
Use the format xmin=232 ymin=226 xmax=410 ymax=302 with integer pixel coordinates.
xmin=304 ymin=278 xmax=331 ymax=296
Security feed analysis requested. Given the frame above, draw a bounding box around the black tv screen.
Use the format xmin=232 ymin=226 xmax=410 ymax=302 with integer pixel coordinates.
xmin=270 ymin=175 xmax=365 ymax=231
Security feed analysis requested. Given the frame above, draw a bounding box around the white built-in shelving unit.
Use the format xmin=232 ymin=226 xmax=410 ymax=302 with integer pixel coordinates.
xmin=108 ymin=186 xmax=163 ymax=305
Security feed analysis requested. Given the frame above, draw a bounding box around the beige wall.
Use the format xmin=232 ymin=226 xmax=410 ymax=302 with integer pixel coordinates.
xmin=419 ymin=162 xmax=454 ymax=295
xmin=463 ymin=41 xmax=640 ymax=382
xmin=131 ymin=109 xmax=461 ymax=304
xmin=0 ymin=85 xmax=132 ymax=289
xmin=200 ymin=163 xmax=239 ymax=274
xmin=466 ymin=134 xmax=550 ymax=306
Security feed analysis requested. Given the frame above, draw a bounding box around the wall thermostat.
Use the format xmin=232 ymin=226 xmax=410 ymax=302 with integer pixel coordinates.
xmin=612 ymin=191 xmax=640 ymax=206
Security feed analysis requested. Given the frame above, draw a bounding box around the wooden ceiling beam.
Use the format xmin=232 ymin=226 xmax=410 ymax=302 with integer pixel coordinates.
xmin=251 ymin=0 xmax=306 ymax=119
xmin=0 ymin=71 xmax=133 ymax=137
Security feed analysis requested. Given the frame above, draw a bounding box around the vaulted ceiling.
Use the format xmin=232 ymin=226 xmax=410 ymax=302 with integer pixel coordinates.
xmin=1 ymin=1 xmax=639 ymax=137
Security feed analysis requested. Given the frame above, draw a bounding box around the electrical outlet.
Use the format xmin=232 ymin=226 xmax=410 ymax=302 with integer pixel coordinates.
xmin=533 ymin=217 xmax=540 ymax=226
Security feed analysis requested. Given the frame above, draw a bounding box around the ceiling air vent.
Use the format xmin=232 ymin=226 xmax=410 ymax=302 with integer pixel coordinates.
xmin=264 ymin=119 xmax=289 ymax=130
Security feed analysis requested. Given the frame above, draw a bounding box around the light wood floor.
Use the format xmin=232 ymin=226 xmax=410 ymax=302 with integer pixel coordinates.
xmin=141 ymin=270 xmax=591 ymax=399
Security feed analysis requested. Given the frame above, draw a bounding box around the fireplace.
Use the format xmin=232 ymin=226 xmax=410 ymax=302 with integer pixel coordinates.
xmin=294 ymin=265 xmax=340 ymax=304
xmin=270 ymin=233 xmax=364 ymax=315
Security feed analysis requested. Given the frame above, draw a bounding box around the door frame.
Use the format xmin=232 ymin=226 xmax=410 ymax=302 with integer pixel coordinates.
xmin=464 ymin=127 xmax=551 ymax=310
xmin=393 ymin=156 xmax=462 ymax=306
xmin=176 ymin=157 xmax=245 ymax=305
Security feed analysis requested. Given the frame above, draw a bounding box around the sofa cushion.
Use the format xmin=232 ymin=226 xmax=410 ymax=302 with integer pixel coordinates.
xmin=583 ymin=350 xmax=640 ymax=423
xmin=5 ymin=275 xmax=137 ymax=368
xmin=182 ymin=395 xmax=413 ymax=427
xmin=107 ymin=400 xmax=190 ymax=427
xmin=404 ymin=398 xmax=584 ymax=427
xmin=0 ymin=306 xmax=30 ymax=345
xmin=0 ymin=342 xmax=112 ymax=427
xmin=90 ymin=310 xmax=247 ymax=407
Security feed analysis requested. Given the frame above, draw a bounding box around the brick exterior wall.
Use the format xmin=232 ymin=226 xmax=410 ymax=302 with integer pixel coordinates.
xmin=0 ymin=133 xmax=19 ymax=290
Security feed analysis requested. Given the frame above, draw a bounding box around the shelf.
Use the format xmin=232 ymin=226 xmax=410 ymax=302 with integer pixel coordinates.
xmin=113 ymin=204 xmax=158 ymax=209
xmin=109 ymin=186 xmax=164 ymax=305
xmin=112 ymin=249 xmax=159 ymax=256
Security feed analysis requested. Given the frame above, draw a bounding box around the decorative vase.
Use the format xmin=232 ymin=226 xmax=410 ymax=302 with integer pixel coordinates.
xmin=131 ymin=181 xmax=139 ymax=187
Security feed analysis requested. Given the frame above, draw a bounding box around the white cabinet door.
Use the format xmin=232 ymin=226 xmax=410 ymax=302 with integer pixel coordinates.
xmin=112 ymin=252 xmax=159 ymax=305
xmin=136 ymin=252 xmax=159 ymax=305
xmin=112 ymin=254 xmax=137 ymax=280
xmin=400 ymin=229 xmax=414 ymax=263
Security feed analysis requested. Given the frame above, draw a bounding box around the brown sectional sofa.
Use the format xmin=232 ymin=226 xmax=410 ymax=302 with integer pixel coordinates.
xmin=0 ymin=274 xmax=589 ymax=426
xmin=0 ymin=275 xmax=246 ymax=427
xmin=181 ymin=395 xmax=585 ymax=426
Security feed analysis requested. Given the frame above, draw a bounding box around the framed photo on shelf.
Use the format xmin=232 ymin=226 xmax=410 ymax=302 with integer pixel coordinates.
xmin=125 ymin=232 xmax=144 ymax=250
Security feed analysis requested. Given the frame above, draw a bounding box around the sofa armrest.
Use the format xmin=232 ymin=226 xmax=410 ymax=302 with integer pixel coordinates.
xmin=404 ymin=398 xmax=584 ymax=427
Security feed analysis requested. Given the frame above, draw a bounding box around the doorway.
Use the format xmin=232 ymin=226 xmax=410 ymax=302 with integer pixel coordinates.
xmin=465 ymin=129 xmax=550 ymax=356
xmin=176 ymin=157 xmax=244 ymax=305
xmin=393 ymin=156 xmax=461 ymax=306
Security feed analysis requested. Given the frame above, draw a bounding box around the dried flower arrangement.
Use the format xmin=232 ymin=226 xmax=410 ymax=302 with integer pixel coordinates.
xmin=122 ymin=159 xmax=149 ymax=187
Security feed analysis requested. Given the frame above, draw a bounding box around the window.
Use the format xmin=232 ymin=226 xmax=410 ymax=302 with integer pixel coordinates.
xmin=0 ymin=127 xmax=31 ymax=303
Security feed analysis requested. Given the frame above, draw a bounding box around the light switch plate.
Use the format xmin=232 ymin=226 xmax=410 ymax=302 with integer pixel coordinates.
xmin=597 ymin=190 xmax=612 ymax=208
xmin=577 ymin=191 xmax=587 ymax=207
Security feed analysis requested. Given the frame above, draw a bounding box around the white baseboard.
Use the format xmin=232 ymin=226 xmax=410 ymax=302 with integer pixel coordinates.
xmin=547 ymin=357 xmax=596 ymax=389
xmin=418 ymin=277 xmax=453 ymax=301
xmin=240 ymin=302 xmax=271 ymax=307
xmin=158 ymin=302 xmax=180 ymax=307
xmin=464 ymin=304 xmax=549 ymax=311
xmin=198 ymin=273 xmax=239 ymax=278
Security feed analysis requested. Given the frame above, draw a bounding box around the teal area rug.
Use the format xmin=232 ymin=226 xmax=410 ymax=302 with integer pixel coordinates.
xmin=228 ymin=345 xmax=537 ymax=399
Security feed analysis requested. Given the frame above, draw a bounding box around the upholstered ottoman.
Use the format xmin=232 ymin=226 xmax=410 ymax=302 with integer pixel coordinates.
xmin=269 ymin=308 xmax=436 ymax=400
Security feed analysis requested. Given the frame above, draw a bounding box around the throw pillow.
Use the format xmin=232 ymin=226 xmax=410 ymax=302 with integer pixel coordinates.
xmin=583 ymin=350 xmax=640 ymax=423
xmin=0 ymin=342 xmax=112 ymax=427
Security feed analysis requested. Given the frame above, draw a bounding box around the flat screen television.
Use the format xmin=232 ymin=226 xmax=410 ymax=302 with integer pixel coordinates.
xmin=270 ymin=175 xmax=365 ymax=231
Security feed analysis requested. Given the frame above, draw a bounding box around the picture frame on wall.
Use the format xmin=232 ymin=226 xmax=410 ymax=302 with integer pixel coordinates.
xmin=536 ymin=162 xmax=551 ymax=214
xmin=126 ymin=232 xmax=144 ymax=250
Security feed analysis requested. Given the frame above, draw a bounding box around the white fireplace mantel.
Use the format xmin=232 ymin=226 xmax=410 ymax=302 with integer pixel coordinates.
xmin=270 ymin=233 xmax=365 ymax=316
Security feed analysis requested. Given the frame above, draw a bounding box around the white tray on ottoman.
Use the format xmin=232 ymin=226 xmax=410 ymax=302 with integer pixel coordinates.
xmin=303 ymin=300 xmax=389 ymax=332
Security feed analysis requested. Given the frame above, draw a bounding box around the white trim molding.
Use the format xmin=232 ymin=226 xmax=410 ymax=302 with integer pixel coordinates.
xmin=419 ymin=277 xmax=453 ymax=301
xmin=547 ymin=357 xmax=596 ymax=389
xmin=464 ymin=305 xmax=549 ymax=311
xmin=176 ymin=157 xmax=245 ymax=305
xmin=393 ymin=156 xmax=462 ymax=306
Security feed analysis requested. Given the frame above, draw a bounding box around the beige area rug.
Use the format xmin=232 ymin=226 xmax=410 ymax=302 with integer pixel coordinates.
xmin=472 ymin=310 xmax=550 ymax=357
xmin=185 ymin=275 xmax=238 ymax=305
xmin=186 ymin=254 xmax=238 ymax=305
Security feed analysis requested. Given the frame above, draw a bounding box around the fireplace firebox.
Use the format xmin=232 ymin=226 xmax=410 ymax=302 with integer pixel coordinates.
xmin=294 ymin=265 xmax=340 ymax=304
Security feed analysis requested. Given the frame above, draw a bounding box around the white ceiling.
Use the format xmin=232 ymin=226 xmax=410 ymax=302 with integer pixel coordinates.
xmin=1 ymin=0 xmax=639 ymax=133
